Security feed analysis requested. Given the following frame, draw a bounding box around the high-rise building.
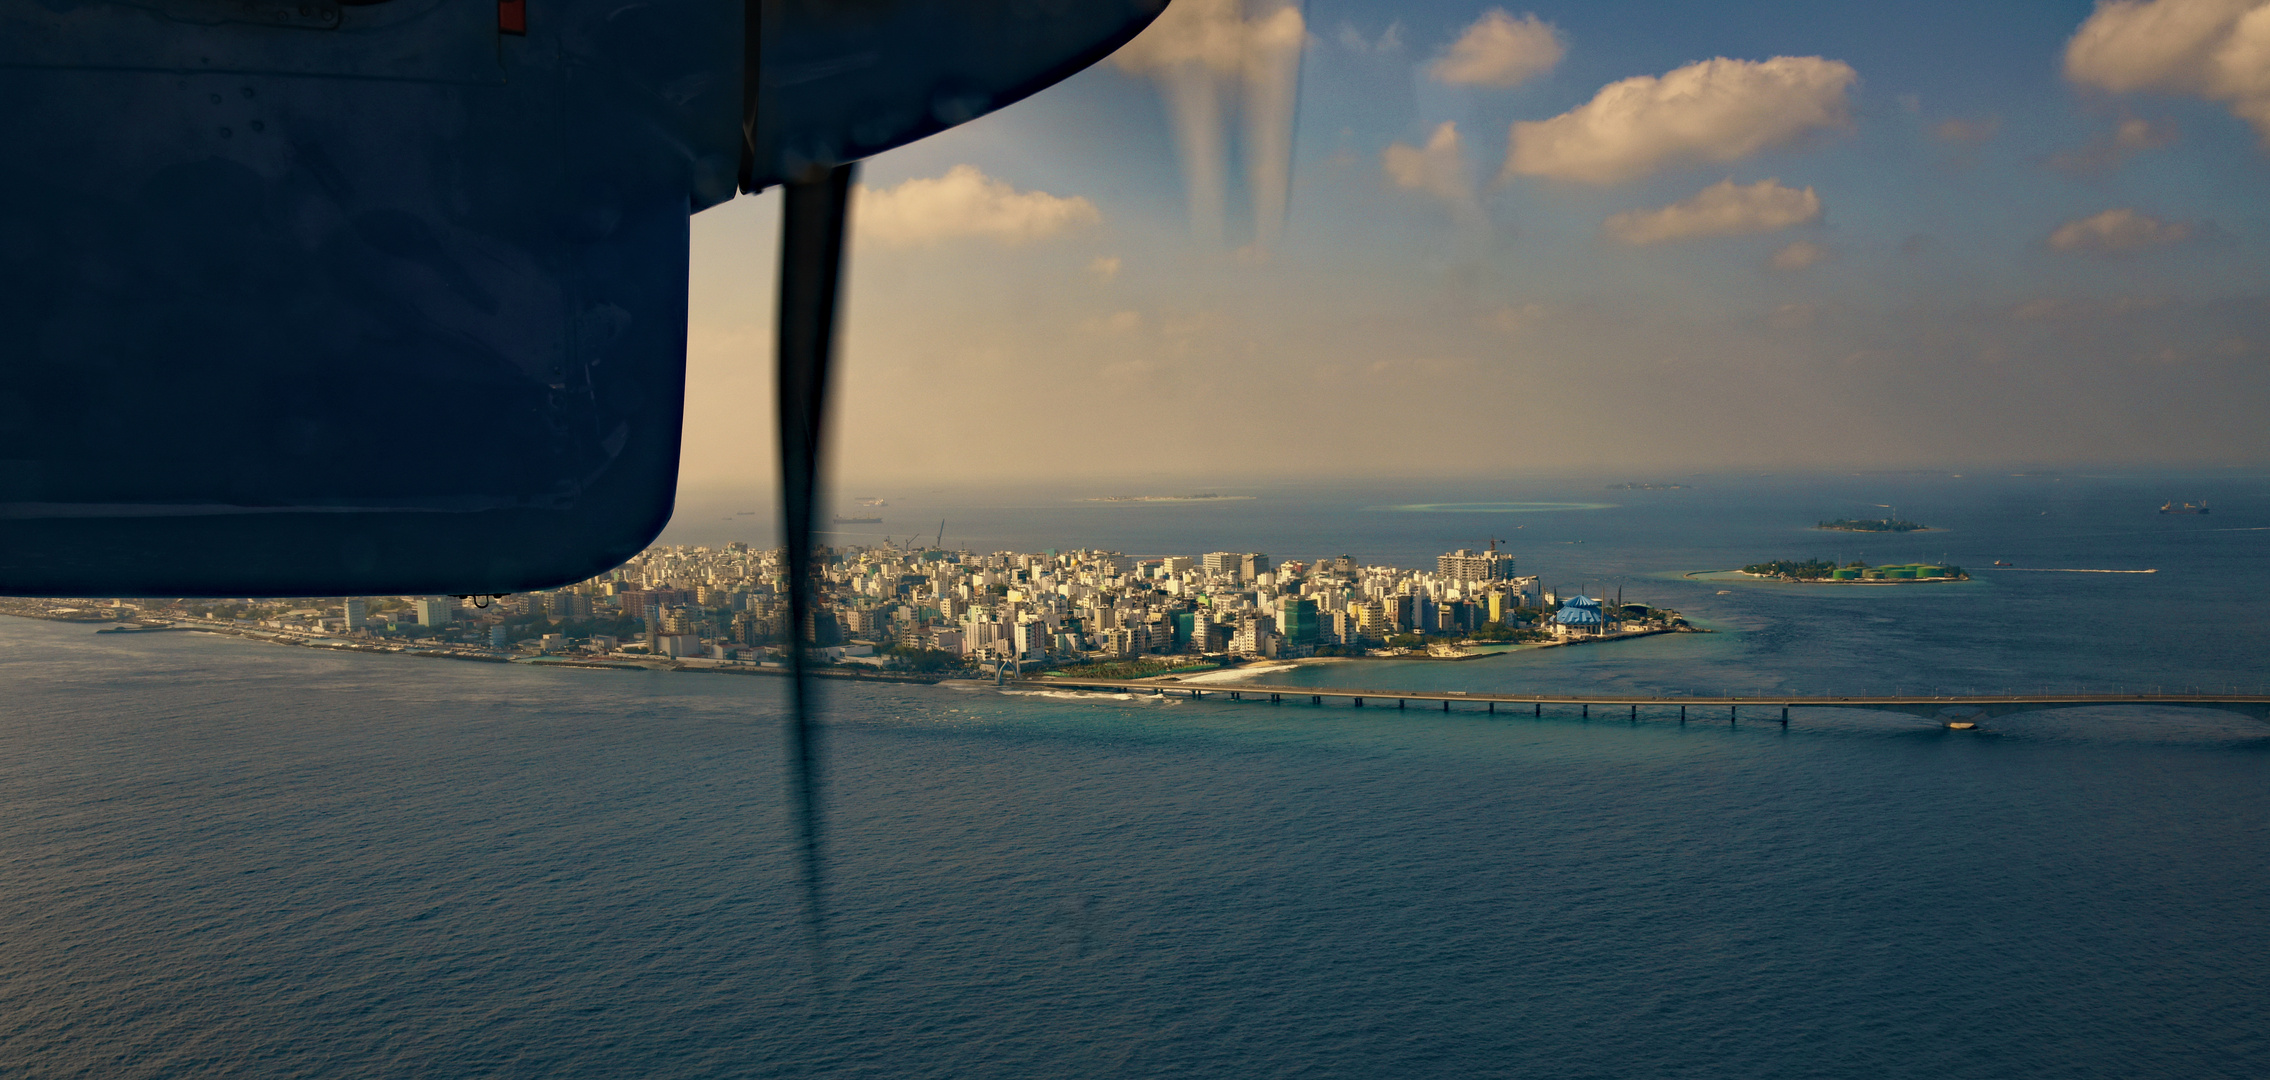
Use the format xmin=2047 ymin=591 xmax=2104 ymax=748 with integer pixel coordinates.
xmin=414 ymin=596 xmax=453 ymax=627
xmin=1278 ymin=597 xmax=1319 ymax=644
xmin=1240 ymin=553 xmax=1272 ymax=582
xmin=1438 ymin=548 xmax=1518 ymax=583
xmin=541 ymin=590 xmax=590 ymax=618
xmin=1487 ymin=591 xmax=1518 ymax=625
xmin=1201 ymin=552 xmax=1242 ymax=578
xmin=1229 ymin=613 xmax=1276 ymax=656
xmin=1013 ymin=619 xmax=1049 ymax=658
xmin=1513 ymin=576 xmax=1543 ymax=608
xmin=961 ymin=616 xmax=1003 ymax=656
xmin=1379 ymin=593 xmax=1417 ymax=633
xmin=342 ymin=598 xmax=367 ymax=630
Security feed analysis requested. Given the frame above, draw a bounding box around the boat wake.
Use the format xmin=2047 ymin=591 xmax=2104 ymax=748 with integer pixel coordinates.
xmin=1995 ymin=568 xmax=2157 ymax=574
xmin=996 ymin=688 xmax=1173 ymax=704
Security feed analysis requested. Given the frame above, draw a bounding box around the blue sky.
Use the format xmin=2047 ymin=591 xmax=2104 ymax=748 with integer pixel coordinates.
xmin=681 ymin=0 xmax=2270 ymax=486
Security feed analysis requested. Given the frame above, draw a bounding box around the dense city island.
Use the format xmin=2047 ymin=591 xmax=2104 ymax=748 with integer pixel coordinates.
xmin=0 ymin=542 xmax=1700 ymax=679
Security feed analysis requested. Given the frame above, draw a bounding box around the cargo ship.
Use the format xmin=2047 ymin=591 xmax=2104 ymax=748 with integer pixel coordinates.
xmin=832 ymin=515 xmax=883 ymax=524
xmin=2159 ymin=501 xmax=2209 ymax=514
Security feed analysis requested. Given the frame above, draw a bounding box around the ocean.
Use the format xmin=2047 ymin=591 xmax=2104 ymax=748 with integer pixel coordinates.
xmin=3 ymin=471 xmax=2266 ymax=1078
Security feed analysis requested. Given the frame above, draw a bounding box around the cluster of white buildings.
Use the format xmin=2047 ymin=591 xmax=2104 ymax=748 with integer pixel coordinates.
xmin=154 ymin=541 xmax=1567 ymax=668
xmin=523 ymin=540 xmax=1549 ymax=667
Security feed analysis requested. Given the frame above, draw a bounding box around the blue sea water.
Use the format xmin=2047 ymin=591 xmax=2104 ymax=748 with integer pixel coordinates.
xmin=4 ymin=472 xmax=2268 ymax=1078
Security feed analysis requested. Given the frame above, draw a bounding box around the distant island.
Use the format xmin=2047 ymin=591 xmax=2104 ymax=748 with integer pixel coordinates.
xmin=1084 ymin=494 xmax=1255 ymax=503
xmin=1606 ymin=482 xmax=1687 ymax=490
xmin=1739 ymin=559 xmax=1967 ymax=583
xmin=1817 ymin=517 xmax=1928 ymax=533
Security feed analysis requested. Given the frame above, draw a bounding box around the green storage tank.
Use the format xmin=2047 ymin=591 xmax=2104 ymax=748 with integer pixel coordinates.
xmin=1885 ymin=568 xmax=1917 ymax=580
xmin=1831 ymin=568 xmax=1859 ymax=580
xmin=1914 ymin=565 xmax=1944 ymax=578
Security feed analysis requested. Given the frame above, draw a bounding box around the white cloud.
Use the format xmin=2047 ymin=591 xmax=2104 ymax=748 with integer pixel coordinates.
xmin=1771 ymin=239 xmax=1830 ymax=270
xmin=1504 ymin=56 xmax=1857 ymax=184
xmin=1383 ymin=122 xmax=1481 ymax=214
xmin=2047 ymin=207 xmax=2194 ymax=253
xmin=1602 ymin=178 xmax=1823 ymax=245
xmin=1088 ymin=255 xmax=1123 ymax=283
xmin=855 ymin=166 xmax=1100 ymax=248
xmin=1429 ymin=10 xmax=1564 ymax=88
xmin=2065 ymin=0 xmax=2270 ymax=140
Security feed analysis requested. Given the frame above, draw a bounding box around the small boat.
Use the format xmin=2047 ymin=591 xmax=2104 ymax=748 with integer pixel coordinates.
xmin=1947 ymin=721 xmax=1976 ymax=730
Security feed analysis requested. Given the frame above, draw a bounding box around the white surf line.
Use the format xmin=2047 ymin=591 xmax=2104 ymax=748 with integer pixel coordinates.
xmin=1177 ymin=663 xmax=1302 ymax=684
xmin=1994 ymin=567 xmax=2157 ymax=573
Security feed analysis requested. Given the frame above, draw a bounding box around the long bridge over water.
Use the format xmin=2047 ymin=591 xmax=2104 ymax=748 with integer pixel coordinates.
xmin=1029 ymin=678 xmax=2270 ymax=726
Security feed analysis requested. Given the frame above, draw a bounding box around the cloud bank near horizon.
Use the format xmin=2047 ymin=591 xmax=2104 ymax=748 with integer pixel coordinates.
xmin=855 ymin=167 xmax=1100 ymax=248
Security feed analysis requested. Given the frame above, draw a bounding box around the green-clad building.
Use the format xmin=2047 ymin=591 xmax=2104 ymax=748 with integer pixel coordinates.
xmin=1279 ymin=597 xmax=1320 ymax=644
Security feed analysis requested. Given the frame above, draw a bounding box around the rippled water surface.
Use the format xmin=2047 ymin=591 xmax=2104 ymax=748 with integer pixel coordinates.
xmin=5 ymin=473 xmax=2269 ymax=1078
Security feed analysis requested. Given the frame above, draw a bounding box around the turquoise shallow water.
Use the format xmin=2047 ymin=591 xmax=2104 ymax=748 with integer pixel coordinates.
xmin=5 ymin=472 xmax=2269 ymax=1077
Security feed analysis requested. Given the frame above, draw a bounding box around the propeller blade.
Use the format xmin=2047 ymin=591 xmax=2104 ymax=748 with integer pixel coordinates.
xmin=775 ymin=162 xmax=857 ymax=956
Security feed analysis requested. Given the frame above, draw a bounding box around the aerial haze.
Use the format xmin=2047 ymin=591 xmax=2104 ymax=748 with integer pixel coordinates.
xmin=678 ymin=0 xmax=2270 ymax=491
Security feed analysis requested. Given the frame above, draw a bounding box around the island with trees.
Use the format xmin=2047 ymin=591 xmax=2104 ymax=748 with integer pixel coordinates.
xmin=1739 ymin=559 xmax=1968 ymax=583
